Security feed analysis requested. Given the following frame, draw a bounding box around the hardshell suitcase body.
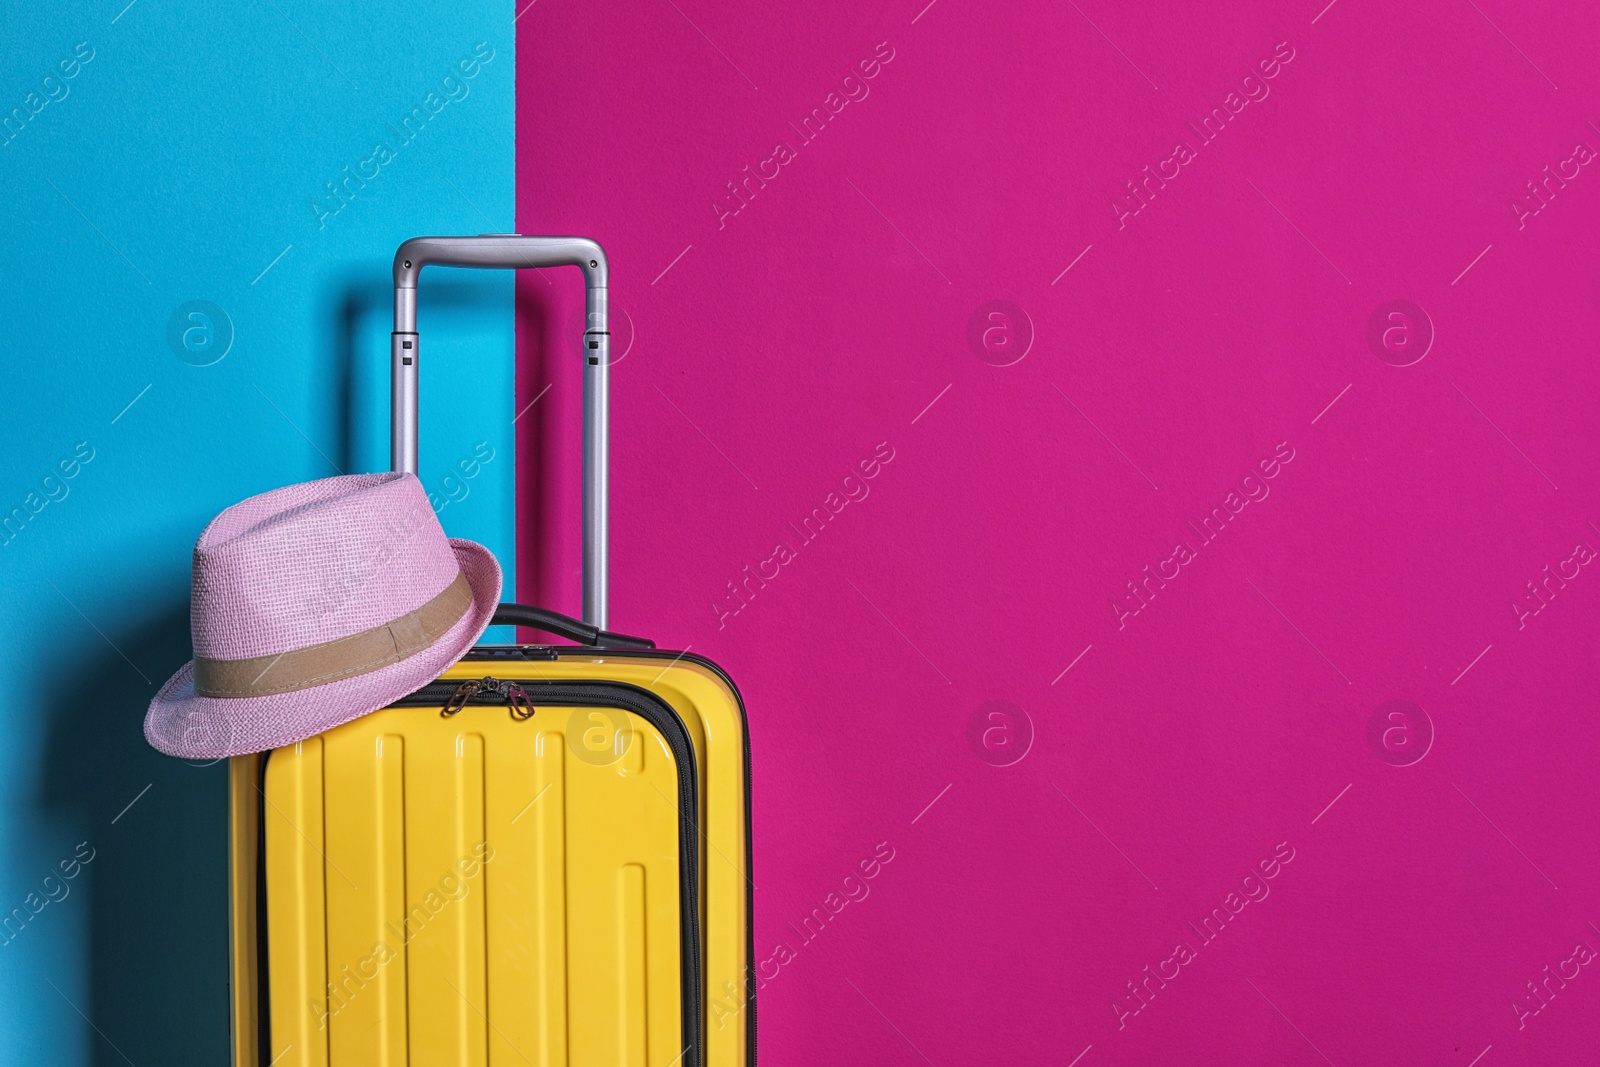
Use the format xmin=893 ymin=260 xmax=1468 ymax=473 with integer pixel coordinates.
xmin=226 ymin=236 xmax=754 ymax=1067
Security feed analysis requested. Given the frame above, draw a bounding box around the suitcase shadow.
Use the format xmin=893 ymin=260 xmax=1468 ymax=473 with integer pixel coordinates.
xmin=29 ymin=273 xmax=551 ymax=1065
xmin=37 ymin=601 xmax=231 ymax=1065
xmin=332 ymin=276 xmax=514 ymax=474
xmin=339 ymin=271 xmax=570 ymax=619
xmin=514 ymin=273 xmax=554 ymax=614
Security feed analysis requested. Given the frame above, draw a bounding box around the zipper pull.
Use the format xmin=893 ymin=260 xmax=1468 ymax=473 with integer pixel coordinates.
xmin=440 ymin=677 xmax=534 ymax=719
xmin=440 ymin=680 xmax=481 ymax=717
xmin=506 ymin=683 xmax=535 ymax=720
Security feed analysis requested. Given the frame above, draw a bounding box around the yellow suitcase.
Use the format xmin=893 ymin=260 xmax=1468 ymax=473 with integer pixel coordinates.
xmin=227 ymin=237 xmax=754 ymax=1067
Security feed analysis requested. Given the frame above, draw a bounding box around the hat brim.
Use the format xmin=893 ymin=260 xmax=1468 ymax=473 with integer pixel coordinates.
xmin=144 ymin=538 xmax=502 ymax=760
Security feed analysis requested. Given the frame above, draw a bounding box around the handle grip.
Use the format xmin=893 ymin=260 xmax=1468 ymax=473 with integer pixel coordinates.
xmin=489 ymin=603 xmax=654 ymax=649
xmin=391 ymin=234 xmax=611 ymax=628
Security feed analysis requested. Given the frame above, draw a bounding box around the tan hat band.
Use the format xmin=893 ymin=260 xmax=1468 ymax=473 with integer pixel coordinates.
xmin=193 ymin=571 xmax=474 ymax=698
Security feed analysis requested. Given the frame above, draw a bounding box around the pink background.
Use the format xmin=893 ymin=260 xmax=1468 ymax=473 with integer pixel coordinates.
xmin=517 ymin=2 xmax=1600 ymax=1063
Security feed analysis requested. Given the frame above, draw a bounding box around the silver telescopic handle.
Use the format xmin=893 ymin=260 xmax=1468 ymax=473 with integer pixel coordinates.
xmin=390 ymin=234 xmax=610 ymax=629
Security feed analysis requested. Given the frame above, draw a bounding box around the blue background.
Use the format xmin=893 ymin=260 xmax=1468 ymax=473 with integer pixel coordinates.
xmin=0 ymin=2 xmax=516 ymax=1060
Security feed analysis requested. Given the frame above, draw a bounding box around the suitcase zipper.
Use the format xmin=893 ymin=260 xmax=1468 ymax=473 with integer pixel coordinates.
xmin=439 ymin=676 xmax=535 ymax=718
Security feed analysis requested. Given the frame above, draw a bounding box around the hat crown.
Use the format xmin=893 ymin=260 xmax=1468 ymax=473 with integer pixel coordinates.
xmin=190 ymin=473 xmax=458 ymax=661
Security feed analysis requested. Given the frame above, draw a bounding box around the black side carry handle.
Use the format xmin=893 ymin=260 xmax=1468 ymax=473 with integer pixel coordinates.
xmin=491 ymin=602 xmax=655 ymax=649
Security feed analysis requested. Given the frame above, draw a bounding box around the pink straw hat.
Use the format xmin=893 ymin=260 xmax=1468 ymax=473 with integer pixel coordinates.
xmin=145 ymin=472 xmax=501 ymax=759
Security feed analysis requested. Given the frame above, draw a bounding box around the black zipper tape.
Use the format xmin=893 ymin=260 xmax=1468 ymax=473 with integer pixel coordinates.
xmin=454 ymin=644 xmax=758 ymax=1067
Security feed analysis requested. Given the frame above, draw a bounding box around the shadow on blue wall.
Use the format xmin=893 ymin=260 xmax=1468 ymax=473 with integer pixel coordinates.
xmin=33 ymin=276 xmax=509 ymax=1064
xmin=39 ymin=601 xmax=229 ymax=1064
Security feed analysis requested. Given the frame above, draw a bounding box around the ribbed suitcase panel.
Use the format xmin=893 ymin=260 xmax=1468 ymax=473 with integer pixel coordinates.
xmin=397 ymin=730 xmax=488 ymax=1063
xmin=482 ymin=727 xmax=566 ymax=1066
xmin=264 ymin=738 xmax=331 ymax=1067
xmin=263 ymin=703 xmax=684 ymax=1066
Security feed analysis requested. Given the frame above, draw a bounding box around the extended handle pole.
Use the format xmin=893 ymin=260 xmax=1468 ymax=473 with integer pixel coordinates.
xmin=390 ymin=234 xmax=610 ymax=629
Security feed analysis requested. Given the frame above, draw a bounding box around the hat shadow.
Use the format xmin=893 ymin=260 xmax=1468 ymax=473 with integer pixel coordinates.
xmin=37 ymin=599 xmax=231 ymax=1065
